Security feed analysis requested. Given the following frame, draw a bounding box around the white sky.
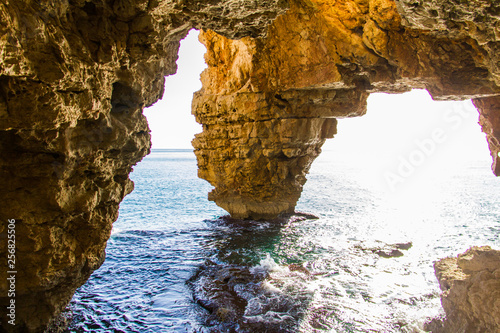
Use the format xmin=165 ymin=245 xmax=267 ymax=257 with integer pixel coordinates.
xmin=144 ymin=29 xmax=491 ymax=172
xmin=144 ymin=30 xmax=206 ymax=149
xmin=327 ymin=90 xmax=491 ymax=194
xmin=330 ymin=90 xmax=490 ymax=164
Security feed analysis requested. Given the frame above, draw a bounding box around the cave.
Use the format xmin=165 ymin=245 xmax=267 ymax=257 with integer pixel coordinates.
xmin=1 ymin=0 xmax=500 ymax=332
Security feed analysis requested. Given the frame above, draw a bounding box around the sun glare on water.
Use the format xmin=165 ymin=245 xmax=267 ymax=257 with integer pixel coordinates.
xmin=318 ymin=89 xmax=491 ymax=241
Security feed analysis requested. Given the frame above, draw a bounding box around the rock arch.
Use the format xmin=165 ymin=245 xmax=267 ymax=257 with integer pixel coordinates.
xmin=192 ymin=0 xmax=500 ymax=219
xmin=0 ymin=0 xmax=499 ymax=331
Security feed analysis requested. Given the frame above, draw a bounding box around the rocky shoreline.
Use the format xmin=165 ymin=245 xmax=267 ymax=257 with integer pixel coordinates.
xmin=427 ymin=246 xmax=500 ymax=332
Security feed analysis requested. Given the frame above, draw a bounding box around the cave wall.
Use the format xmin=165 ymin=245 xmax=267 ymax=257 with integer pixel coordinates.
xmin=1 ymin=0 xmax=500 ymax=332
xmin=0 ymin=1 xmax=287 ymax=331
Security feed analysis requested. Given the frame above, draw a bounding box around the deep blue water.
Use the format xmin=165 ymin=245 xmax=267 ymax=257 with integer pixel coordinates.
xmin=69 ymin=148 xmax=500 ymax=332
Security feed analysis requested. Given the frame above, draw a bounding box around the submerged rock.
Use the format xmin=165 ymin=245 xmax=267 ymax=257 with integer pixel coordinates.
xmin=219 ymin=211 xmax=319 ymax=224
xmin=374 ymin=242 xmax=413 ymax=258
xmin=356 ymin=241 xmax=413 ymax=258
xmin=429 ymin=246 xmax=500 ymax=332
xmin=286 ymin=211 xmax=320 ymax=220
xmin=187 ymin=259 xmax=312 ymax=332
xmin=288 ymin=263 xmax=311 ymax=275
xmin=188 ymin=262 xmax=265 ymax=324
xmin=374 ymin=249 xmax=405 ymax=258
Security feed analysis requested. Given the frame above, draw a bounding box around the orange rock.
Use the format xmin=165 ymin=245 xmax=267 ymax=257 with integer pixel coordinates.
xmin=433 ymin=246 xmax=500 ymax=332
xmin=194 ymin=0 xmax=500 ymax=219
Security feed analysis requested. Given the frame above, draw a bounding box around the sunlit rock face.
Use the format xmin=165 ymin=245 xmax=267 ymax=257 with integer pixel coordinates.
xmin=432 ymin=246 xmax=500 ymax=332
xmin=474 ymin=97 xmax=500 ymax=176
xmin=193 ymin=0 xmax=500 ymax=219
xmin=0 ymin=1 xmax=287 ymax=331
xmin=1 ymin=0 xmax=500 ymax=332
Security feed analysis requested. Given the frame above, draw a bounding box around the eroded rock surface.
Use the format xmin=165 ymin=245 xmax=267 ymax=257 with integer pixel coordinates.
xmin=473 ymin=96 xmax=500 ymax=175
xmin=193 ymin=0 xmax=500 ymax=219
xmin=188 ymin=259 xmax=313 ymax=332
xmin=1 ymin=0 xmax=500 ymax=332
xmin=431 ymin=246 xmax=500 ymax=332
xmin=0 ymin=1 xmax=287 ymax=331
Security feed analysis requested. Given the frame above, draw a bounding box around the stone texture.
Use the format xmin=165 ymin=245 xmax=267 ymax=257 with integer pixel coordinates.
xmin=1 ymin=0 xmax=500 ymax=332
xmin=432 ymin=246 xmax=500 ymax=332
xmin=396 ymin=0 xmax=500 ymax=92
xmin=473 ymin=96 xmax=500 ymax=175
xmin=0 ymin=1 xmax=287 ymax=332
xmin=193 ymin=0 xmax=500 ymax=219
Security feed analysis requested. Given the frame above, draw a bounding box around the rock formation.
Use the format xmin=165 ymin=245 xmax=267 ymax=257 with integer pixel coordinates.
xmin=474 ymin=97 xmax=500 ymax=175
xmin=193 ymin=0 xmax=500 ymax=218
xmin=0 ymin=1 xmax=287 ymax=331
xmin=0 ymin=0 xmax=500 ymax=332
xmin=432 ymin=246 xmax=500 ymax=332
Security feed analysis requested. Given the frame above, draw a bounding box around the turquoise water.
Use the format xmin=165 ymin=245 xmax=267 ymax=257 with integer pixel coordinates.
xmin=70 ymin=148 xmax=500 ymax=332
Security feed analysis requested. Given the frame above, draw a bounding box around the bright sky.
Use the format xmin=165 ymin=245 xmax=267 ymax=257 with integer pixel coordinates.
xmin=330 ymin=90 xmax=490 ymax=165
xmin=144 ymin=30 xmax=206 ymax=149
xmin=144 ymin=29 xmax=491 ymax=175
xmin=327 ymin=90 xmax=491 ymax=194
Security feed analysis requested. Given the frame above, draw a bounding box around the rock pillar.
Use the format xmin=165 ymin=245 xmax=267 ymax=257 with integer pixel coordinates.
xmin=192 ymin=85 xmax=367 ymax=218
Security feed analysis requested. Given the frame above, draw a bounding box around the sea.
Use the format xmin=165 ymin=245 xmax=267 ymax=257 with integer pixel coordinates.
xmin=67 ymin=141 xmax=500 ymax=332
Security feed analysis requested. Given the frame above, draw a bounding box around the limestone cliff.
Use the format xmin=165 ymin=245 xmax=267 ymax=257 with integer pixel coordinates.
xmin=432 ymin=246 xmax=500 ymax=332
xmin=0 ymin=1 xmax=287 ymax=331
xmin=1 ymin=0 xmax=500 ymax=332
xmin=193 ymin=0 xmax=500 ymax=219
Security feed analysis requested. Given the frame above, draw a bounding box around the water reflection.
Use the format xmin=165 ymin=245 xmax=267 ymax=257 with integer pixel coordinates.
xmin=201 ymin=216 xmax=302 ymax=265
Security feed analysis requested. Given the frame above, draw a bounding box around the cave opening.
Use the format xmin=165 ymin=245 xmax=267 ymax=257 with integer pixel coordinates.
xmin=143 ymin=29 xmax=206 ymax=150
xmin=319 ymin=89 xmax=491 ymax=193
xmin=73 ymin=34 xmax=500 ymax=328
xmin=4 ymin=0 xmax=500 ymax=331
xmin=300 ymin=89 xmax=496 ymax=244
xmin=73 ymin=28 xmax=499 ymax=333
xmin=290 ymin=90 xmax=499 ymax=331
xmin=70 ymin=27 xmax=500 ymax=332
